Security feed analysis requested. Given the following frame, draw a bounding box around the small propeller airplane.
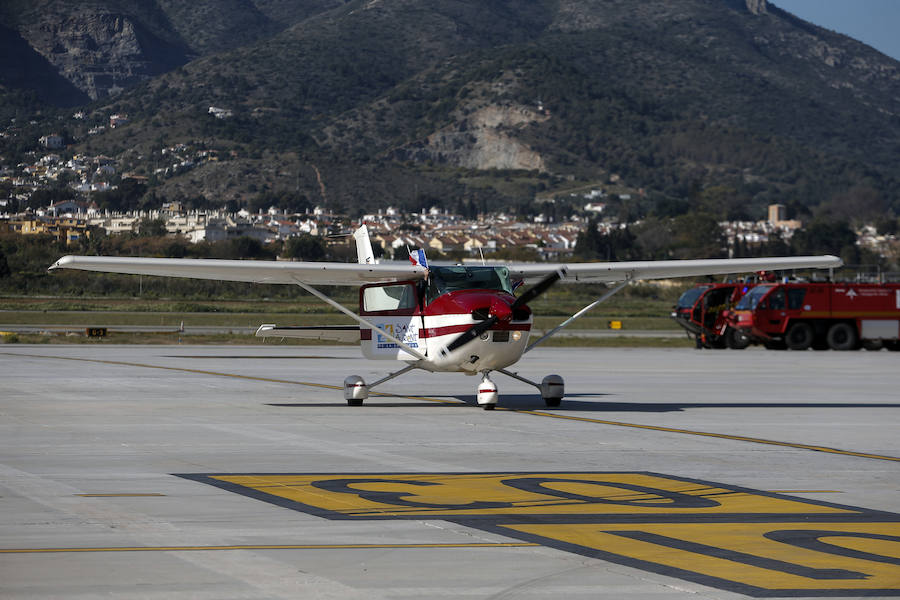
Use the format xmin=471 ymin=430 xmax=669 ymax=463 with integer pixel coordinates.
xmin=50 ymin=225 xmax=841 ymax=409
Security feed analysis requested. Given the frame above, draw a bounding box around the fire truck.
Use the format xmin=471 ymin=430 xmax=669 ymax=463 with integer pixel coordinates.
xmin=672 ymin=282 xmax=757 ymax=349
xmin=728 ymin=282 xmax=900 ymax=350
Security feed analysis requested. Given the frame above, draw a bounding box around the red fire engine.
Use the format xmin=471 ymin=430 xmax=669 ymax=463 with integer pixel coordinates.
xmin=728 ymin=282 xmax=900 ymax=350
xmin=672 ymin=282 xmax=757 ymax=349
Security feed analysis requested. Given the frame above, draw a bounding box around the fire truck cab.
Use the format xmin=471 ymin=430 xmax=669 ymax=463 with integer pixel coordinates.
xmin=672 ymin=282 xmax=755 ymax=349
xmin=729 ymin=282 xmax=900 ymax=351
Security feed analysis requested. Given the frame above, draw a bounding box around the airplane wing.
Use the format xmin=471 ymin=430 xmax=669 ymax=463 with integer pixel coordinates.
xmin=507 ymin=255 xmax=842 ymax=283
xmin=50 ymin=254 xmax=841 ymax=286
xmin=49 ymin=255 xmax=426 ymax=286
xmin=256 ymin=324 xmax=360 ymax=342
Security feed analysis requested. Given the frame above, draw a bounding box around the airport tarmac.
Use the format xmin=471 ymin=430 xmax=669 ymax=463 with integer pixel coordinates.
xmin=1 ymin=344 xmax=898 ymax=599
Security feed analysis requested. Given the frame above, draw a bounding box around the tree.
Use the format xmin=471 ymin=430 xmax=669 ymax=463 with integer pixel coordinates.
xmin=133 ymin=218 xmax=168 ymax=238
xmin=671 ymin=212 xmax=726 ymax=259
xmin=573 ymin=218 xmax=604 ymax=259
xmin=283 ymin=234 xmax=326 ymax=261
xmin=0 ymin=247 xmax=10 ymax=278
xmin=220 ymin=236 xmax=275 ymax=260
xmin=791 ymin=219 xmax=856 ymax=256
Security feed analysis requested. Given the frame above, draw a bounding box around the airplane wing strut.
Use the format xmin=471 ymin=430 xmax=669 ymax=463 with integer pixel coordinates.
xmin=525 ymin=276 xmax=633 ymax=353
xmin=289 ymin=276 xmax=427 ymax=361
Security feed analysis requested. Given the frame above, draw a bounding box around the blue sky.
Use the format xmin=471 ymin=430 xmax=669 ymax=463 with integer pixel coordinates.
xmin=771 ymin=0 xmax=900 ymax=61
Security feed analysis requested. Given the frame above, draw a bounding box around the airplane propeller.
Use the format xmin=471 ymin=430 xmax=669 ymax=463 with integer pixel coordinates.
xmin=441 ymin=268 xmax=567 ymax=355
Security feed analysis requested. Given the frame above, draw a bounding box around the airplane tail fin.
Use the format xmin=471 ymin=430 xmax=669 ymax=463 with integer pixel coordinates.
xmin=353 ymin=224 xmax=376 ymax=265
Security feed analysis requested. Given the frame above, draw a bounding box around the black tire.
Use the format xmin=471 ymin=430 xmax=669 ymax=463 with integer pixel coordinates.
xmin=708 ymin=335 xmax=728 ymax=349
xmin=826 ymin=322 xmax=858 ymax=351
xmin=726 ymin=327 xmax=751 ymax=350
xmin=862 ymin=340 xmax=883 ymax=351
xmin=884 ymin=340 xmax=900 ymax=352
xmin=347 ymin=398 xmax=364 ymax=406
xmin=785 ymin=322 xmax=814 ymax=350
xmin=544 ymin=397 xmax=562 ymax=408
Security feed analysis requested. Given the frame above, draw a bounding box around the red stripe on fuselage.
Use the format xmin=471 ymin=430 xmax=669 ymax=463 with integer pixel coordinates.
xmin=420 ymin=322 xmax=531 ymax=338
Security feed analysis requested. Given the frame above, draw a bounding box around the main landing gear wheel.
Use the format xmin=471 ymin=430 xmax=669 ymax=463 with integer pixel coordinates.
xmin=343 ymin=375 xmax=368 ymax=406
xmin=541 ymin=374 xmax=564 ymax=407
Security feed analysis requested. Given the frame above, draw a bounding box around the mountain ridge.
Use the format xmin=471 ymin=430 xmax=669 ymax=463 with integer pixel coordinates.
xmin=2 ymin=0 xmax=898 ymax=223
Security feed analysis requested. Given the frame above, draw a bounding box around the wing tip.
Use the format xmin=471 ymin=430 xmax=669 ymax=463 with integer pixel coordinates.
xmin=48 ymin=255 xmax=76 ymax=271
xmin=825 ymin=254 xmax=843 ymax=268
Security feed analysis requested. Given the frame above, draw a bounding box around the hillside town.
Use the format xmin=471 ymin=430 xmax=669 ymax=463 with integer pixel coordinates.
xmin=2 ymin=127 xmax=898 ymax=263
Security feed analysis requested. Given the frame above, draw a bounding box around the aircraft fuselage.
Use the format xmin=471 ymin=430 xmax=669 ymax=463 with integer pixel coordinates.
xmin=359 ymin=270 xmax=532 ymax=372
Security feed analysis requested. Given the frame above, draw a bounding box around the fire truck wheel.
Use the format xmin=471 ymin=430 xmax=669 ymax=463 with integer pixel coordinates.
xmin=826 ymin=322 xmax=859 ymax=351
xmin=884 ymin=340 xmax=900 ymax=352
xmin=785 ymin=322 xmax=814 ymax=350
xmin=862 ymin=340 xmax=883 ymax=351
xmin=725 ymin=327 xmax=750 ymax=350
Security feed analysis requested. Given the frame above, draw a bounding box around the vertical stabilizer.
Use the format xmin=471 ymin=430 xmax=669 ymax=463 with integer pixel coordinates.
xmin=353 ymin=224 xmax=376 ymax=264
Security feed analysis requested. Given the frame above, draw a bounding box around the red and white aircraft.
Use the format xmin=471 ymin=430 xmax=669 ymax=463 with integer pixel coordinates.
xmin=50 ymin=226 xmax=840 ymax=409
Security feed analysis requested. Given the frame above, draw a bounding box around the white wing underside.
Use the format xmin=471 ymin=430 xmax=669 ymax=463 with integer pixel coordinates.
xmin=255 ymin=324 xmax=359 ymax=342
xmin=49 ymin=255 xmax=426 ymax=285
xmin=509 ymin=255 xmax=841 ymax=283
xmin=50 ymin=254 xmax=841 ymax=285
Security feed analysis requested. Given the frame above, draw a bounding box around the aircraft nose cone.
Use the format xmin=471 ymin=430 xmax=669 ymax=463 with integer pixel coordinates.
xmin=490 ymin=297 xmax=512 ymax=321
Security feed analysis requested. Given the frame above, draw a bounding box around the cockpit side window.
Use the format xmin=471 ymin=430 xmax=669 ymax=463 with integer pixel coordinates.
xmin=362 ymin=283 xmax=418 ymax=313
xmin=768 ymin=288 xmax=786 ymax=310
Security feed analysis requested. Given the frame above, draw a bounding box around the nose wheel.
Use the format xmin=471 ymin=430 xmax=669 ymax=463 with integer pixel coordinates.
xmin=476 ymin=373 xmax=498 ymax=410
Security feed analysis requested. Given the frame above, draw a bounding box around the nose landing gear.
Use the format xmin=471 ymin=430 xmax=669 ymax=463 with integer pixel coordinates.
xmin=476 ymin=372 xmax=498 ymax=410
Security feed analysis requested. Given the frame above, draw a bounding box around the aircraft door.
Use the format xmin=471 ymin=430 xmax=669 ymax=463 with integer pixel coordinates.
xmin=359 ymin=282 xmax=425 ymax=360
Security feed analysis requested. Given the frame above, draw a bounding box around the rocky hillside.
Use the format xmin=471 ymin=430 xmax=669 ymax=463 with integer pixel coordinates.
xmin=2 ymin=0 xmax=899 ymax=221
xmin=0 ymin=0 xmax=344 ymax=102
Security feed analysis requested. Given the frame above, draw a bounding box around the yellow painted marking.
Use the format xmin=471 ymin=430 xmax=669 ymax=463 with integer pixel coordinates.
xmin=75 ymin=493 xmax=166 ymax=497
xmin=210 ymin=473 xmax=861 ymax=518
xmin=4 ymin=352 xmax=898 ymax=461
xmin=500 ymin=522 xmax=900 ymax=592
xmin=0 ymin=542 xmax=538 ymax=554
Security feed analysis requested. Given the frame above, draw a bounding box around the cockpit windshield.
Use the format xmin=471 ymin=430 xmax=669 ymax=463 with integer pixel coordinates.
xmin=735 ymin=285 xmax=773 ymax=310
xmin=426 ymin=266 xmax=512 ymax=303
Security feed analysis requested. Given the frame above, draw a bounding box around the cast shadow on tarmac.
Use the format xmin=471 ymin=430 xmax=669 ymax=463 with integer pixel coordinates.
xmin=497 ymin=398 xmax=900 ymax=412
xmin=267 ymin=393 xmax=610 ymax=410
